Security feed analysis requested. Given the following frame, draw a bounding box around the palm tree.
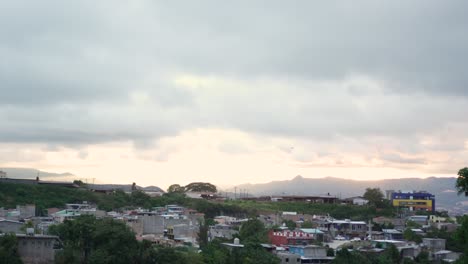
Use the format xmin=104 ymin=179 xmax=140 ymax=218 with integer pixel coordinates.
xmin=456 ymin=167 xmax=468 ymax=196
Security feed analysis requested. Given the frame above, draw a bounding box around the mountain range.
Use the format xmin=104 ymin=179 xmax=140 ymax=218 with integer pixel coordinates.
xmin=0 ymin=167 xmax=75 ymax=180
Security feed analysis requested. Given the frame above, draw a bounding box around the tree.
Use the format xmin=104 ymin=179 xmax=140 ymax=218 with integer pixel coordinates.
xmin=301 ymin=220 xmax=314 ymax=228
xmin=0 ymin=233 xmax=23 ymax=264
xmin=130 ymin=190 xmax=151 ymax=208
xmin=414 ymin=251 xmax=430 ymax=264
xmin=282 ymin=219 xmax=296 ymax=230
xmin=51 ymin=215 xmax=143 ymax=264
xmin=332 ymin=248 xmax=370 ymax=264
xmin=184 ymin=182 xmax=217 ymax=193
xmin=239 ymin=219 xmax=268 ymax=243
xmin=167 ymin=184 xmax=185 ymax=193
xmin=455 ymin=215 xmax=468 ymax=262
xmin=73 ymin=180 xmax=86 ymax=187
xmin=403 ymin=228 xmax=422 ymax=243
xmin=382 ymin=244 xmax=400 ymax=264
xmin=456 ymin=167 xmax=468 ymax=196
xmin=363 ymin=188 xmax=384 ymax=207
xmin=238 ymin=242 xmax=280 ymax=264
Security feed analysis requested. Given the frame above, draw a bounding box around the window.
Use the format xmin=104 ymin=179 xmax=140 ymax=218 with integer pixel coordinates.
xmin=285 ymin=258 xmax=289 ymax=262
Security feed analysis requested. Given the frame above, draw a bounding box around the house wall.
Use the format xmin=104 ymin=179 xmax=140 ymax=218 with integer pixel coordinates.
xmin=17 ymin=236 xmax=56 ymax=264
xmin=0 ymin=220 xmax=24 ymax=233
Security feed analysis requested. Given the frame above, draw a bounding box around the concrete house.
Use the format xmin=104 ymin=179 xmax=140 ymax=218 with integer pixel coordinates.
xmin=0 ymin=218 xmax=25 ymax=234
xmin=15 ymin=234 xmax=60 ymax=264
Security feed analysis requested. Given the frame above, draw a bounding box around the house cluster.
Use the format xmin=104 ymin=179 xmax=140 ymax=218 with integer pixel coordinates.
xmin=1 ymin=204 xmax=61 ymax=264
xmin=253 ymin=210 xmax=462 ymax=263
xmin=0 ymin=202 xmax=205 ymax=263
xmin=208 ymin=215 xmax=248 ymax=241
xmin=120 ymin=204 xmax=205 ymax=247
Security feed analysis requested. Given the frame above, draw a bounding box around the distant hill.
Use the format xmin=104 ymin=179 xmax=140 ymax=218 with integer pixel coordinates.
xmin=0 ymin=168 xmax=164 ymax=193
xmin=87 ymin=184 xmax=164 ymax=193
xmin=0 ymin=167 xmax=75 ymax=179
xmin=235 ymin=175 xmax=468 ymax=214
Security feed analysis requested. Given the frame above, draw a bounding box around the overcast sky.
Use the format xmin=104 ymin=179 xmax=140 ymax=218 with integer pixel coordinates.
xmin=1 ymin=1 xmax=467 ymax=189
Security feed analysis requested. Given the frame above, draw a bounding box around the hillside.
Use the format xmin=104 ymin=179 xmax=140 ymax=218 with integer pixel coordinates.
xmin=235 ymin=176 xmax=467 ymax=213
xmin=0 ymin=167 xmax=75 ymax=180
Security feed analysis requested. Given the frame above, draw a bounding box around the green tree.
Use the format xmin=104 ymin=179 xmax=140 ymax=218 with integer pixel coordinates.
xmin=456 ymin=167 xmax=468 ymax=196
xmin=201 ymin=239 xmax=230 ymax=264
xmin=239 ymin=219 xmax=268 ymax=243
xmin=381 ymin=244 xmax=400 ymax=264
xmin=167 ymin=184 xmax=185 ymax=193
xmin=363 ymin=188 xmax=384 ymax=207
xmin=414 ymin=251 xmax=430 ymax=264
xmin=282 ymin=219 xmax=296 ymax=230
xmin=51 ymin=215 xmax=143 ymax=264
xmin=455 ymin=215 xmax=468 ymax=263
xmin=130 ymin=190 xmax=151 ymax=208
xmin=403 ymin=228 xmax=422 ymax=243
xmin=184 ymin=182 xmax=217 ymax=193
xmin=301 ymin=220 xmax=314 ymax=228
xmin=73 ymin=180 xmax=86 ymax=187
xmin=332 ymin=248 xmax=370 ymax=264
xmin=238 ymin=242 xmax=280 ymax=264
xmin=0 ymin=233 xmax=23 ymax=264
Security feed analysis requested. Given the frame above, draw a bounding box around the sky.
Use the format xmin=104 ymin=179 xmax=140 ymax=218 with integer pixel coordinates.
xmin=1 ymin=1 xmax=468 ymax=189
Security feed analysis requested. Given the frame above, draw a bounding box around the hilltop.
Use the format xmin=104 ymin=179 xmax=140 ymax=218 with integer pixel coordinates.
xmin=235 ymin=175 xmax=467 ymax=213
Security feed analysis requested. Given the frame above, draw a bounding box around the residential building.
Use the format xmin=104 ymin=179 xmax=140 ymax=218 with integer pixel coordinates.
xmin=316 ymin=219 xmax=368 ymax=238
xmin=390 ymin=191 xmax=435 ymax=212
xmin=0 ymin=218 xmax=24 ymax=233
xmin=343 ymin=196 xmax=369 ymax=206
xmin=407 ymin=215 xmax=429 ymax=226
xmin=268 ymin=229 xmax=323 ymax=246
xmin=382 ymin=229 xmax=404 ymax=241
xmin=288 ymin=245 xmax=334 ymax=263
xmin=209 ymin=224 xmax=238 ymax=241
xmin=423 ymin=238 xmax=446 ymax=253
xmin=15 ymin=234 xmax=60 ymax=264
xmin=277 ymin=252 xmax=302 ymax=264
xmin=433 ymin=250 xmax=461 ymax=262
xmin=271 ymin=195 xmax=338 ymax=204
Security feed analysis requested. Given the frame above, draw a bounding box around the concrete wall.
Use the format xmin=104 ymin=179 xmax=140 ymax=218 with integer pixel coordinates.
xmin=0 ymin=220 xmax=24 ymax=233
xmin=423 ymin=238 xmax=446 ymax=252
xmin=304 ymin=246 xmax=327 ymax=258
xmin=17 ymin=236 xmax=56 ymax=264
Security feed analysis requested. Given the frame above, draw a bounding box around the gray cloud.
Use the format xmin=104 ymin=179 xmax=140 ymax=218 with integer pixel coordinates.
xmin=1 ymin=0 xmax=468 ymax=171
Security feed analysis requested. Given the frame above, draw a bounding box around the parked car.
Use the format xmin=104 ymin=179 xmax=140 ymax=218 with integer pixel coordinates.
xmin=335 ymin=235 xmax=346 ymax=240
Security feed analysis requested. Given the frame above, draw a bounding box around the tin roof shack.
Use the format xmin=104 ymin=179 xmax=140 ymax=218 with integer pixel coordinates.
xmin=0 ymin=218 xmax=24 ymax=234
xmin=14 ymin=233 xmax=60 ymax=264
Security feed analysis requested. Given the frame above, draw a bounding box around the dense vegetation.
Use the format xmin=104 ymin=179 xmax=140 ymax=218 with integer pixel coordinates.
xmin=0 ymin=233 xmax=23 ymax=264
xmin=48 ymin=215 xmax=279 ymax=264
xmin=224 ymin=199 xmax=395 ymax=220
xmin=49 ymin=215 xmax=203 ymax=264
xmin=0 ymin=182 xmax=393 ymax=220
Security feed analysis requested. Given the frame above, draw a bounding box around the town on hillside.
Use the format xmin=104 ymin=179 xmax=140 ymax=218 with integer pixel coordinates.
xmin=1 ymin=169 xmax=468 ymax=264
